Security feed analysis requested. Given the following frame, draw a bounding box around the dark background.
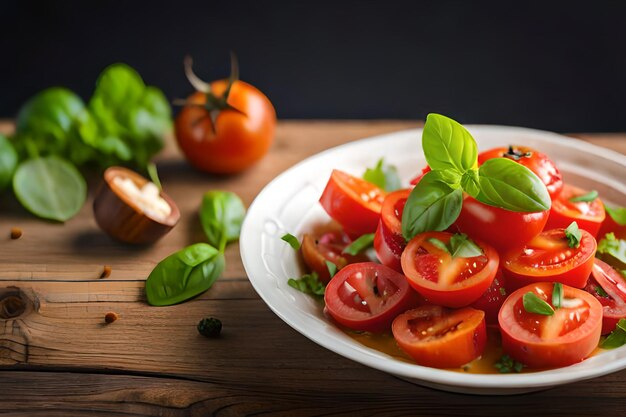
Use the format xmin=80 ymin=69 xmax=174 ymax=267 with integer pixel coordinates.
xmin=2 ymin=1 xmax=626 ymax=132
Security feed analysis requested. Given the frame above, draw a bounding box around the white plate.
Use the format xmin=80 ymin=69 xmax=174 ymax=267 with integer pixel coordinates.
xmin=240 ymin=125 xmax=626 ymax=395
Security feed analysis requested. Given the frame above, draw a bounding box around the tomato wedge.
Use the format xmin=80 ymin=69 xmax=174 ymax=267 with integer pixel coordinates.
xmin=502 ymin=227 xmax=597 ymax=290
xmin=477 ymin=146 xmax=563 ymax=199
xmin=324 ymin=262 xmax=418 ymax=333
xmin=401 ymin=232 xmax=499 ymax=308
xmin=584 ymin=259 xmax=626 ymax=334
xmin=545 ymin=183 xmax=606 ymax=238
xmin=392 ymin=305 xmax=487 ymax=368
xmin=319 ymin=170 xmax=386 ymax=238
xmin=374 ymin=189 xmax=410 ymax=272
xmin=301 ymin=231 xmax=367 ymax=284
xmin=470 ymin=268 xmax=507 ymax=325
xmin=499 ymin=282 xmax=602 ymax=368
xmin=453 ymin=195 xmax=549 ymax=252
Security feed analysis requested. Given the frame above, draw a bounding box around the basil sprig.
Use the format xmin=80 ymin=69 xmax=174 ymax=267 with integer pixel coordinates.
xmin=145 ymin=191 xmax=246 ymax=306
xmin=601 ymin=318 xmax=626 ymax=349
xmin=363 ymin=158 xmax=401 ymax=192
xmin=402 ymin=114 xmax=551 ymax=241
xmin=427 ymin=233 xmax=483 ymax=258
xmin=570 ymin=190 xmax=598 ymax=203
xmin=605 ymin=205 xmax=626 ymax=226
xmin=343 ymin=233 xmax=375 ymax=255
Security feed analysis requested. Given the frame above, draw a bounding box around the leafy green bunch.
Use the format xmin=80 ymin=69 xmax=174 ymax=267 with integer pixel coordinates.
xmin=0 ymin=64 xmax=171 ymax=222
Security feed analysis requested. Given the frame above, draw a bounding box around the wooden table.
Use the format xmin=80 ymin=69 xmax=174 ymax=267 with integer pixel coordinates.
xmin=0 ymin=120 xmax=625 ymax=416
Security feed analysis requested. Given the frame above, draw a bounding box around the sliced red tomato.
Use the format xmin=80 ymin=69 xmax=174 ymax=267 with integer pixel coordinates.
xmin=301 ymin=231 xmax=367 ymax=284
xmin=319 ymin=170 xmax=386 ymax=238
xmin=392 ymin=305 xmax=487 ymax=368
xmin=502 ymin=227 xmax=597 ymax=290
xmin=584 ymin=258 xmax=626 ymax=334
xmin=373 ymin=189 xmax=410 ymax=272
xmin=499 ymin=282 xmax=602 ymax=368
xmin=453 ymin=195 xmax=549 ymax=252
xmin=324 ymin=262 xmax=418 ymax=332
xmin=545 ymin=183 xmax=605 ymax=238
xmin=598 ymin=206 xmax=626 ymax=240
xmin=470 ymin=268 xmax=507 ymax=325
xmin=478 ymin=146 xmax=563 ymax=199
xmin=400 ymin=232 xmax=499 ymax=308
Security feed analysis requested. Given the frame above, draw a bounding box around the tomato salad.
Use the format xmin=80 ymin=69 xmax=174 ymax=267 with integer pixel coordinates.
xmin=283 ymin=114 xmax=626 ymax=373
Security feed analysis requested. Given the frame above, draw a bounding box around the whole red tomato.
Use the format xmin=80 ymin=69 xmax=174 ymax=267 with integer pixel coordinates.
xmin=175 ymin=57 xmax=276 ymax=174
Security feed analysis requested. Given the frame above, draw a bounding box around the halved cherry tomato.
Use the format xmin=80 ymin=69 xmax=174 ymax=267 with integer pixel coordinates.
xmin=478 ymin=146 xmax=563 ymax=199
xmin=319 ymin=170 xmax=386 ymax=238
xmin=470 ymin=269 xmax=507 ymax=325
xmin=374 ymin=189 xmax=410 ymax=271
xmin=392 ymin=305 xmax=487 ymax=368
xmin=301 ymin=231 xmax=367 ymax=284
xmin=584 ymin=259 xmax=626 ymax=334
xmin=324 ymin=262 xmax=418 ymax=332
xmin=453 ymin=195 xmax=549 ymax=252
xmin=502 ymin=227 xmax=597 ymax=290
xmin=597 ymin=207 xmax=626 ymax=240
xmin=544 ymin=184 xmax=605 ymax=238
xmin=401 ymin=232 xmax=499 ymax=307
xmin=499 ymin=282 xmax=602 ymax=368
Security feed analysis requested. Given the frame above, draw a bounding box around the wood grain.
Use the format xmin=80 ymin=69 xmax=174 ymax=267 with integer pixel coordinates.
xmin=0 ymin=120 xmax=625 ymax=415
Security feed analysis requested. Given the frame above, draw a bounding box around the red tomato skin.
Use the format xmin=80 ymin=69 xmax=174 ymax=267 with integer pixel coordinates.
xmin=373 ymin=189 xmax=410 ymax=272
xmin=453 ymin=196 xmax=549 ymax=253
xmin=502 ymin=228 xmax=597 ymax=291
xmin=470 ymin=269 xmax=507 ymax=325
xmin=319 ymin=170 xmax=386 ymax=238
xmin=175 ymin=81 xmax=276 ymax=174
xmin=598 ymin=211 xmax=626 ymax=240
xmin=392 ymin=306 xmax=487 ymax=368
xmin=585 ymin=259 xmax=626 ymax=334
xmin=401 ymin=232 xmax=500 ymax=308
xmin=544 ymin=184 xmax=605 ymax=238
xmin=478 ymin=146 xmax=563 ymax=199
xmin=498 ymin=283 xmax=602 ymax=368
xmin=324 ymin=262 xmax=419 ymax=333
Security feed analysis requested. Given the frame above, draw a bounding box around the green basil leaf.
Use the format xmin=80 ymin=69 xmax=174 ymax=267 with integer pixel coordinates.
xmin=595 ymin=285 xmax=609 ymax=297
xmin=565 ymin=221 xmax=582 ymax=248
xmin=363 ymin=158 xmax=402 ymax=192
xmin=0 ymin=135 xmax=18 ymax=191
xmin=200 ymin=191 xmax=246 ymax=252
xmin=146 ymin=162 xmax=162 ymax=191
xmin=422 ymin=113 xmax=477 ymax=173
xmin=460 ymin=169 xmax=481 ymax=198
xmin=605 ymin=205 xmax=626 ymax=226
xmin=601 ymin=319 xmax=626 ymax=349
xmin=522 ymin=292 xmax=555 ymax=316
xmin=449 ymin=233 xmax=483 ymax=258
xmin=145 ymin=243 xmax=225 ymax=306
xmin=288 ymin=272 xmax=326 ymax=296
xmin=401 ymin=170 xmax=463 ymax=241
xmin=343 ymin=233 xmax=375 ymax=255
xmin=597 ymin=233 xmax=626 ymax=270
xmin=14 ymin=87 xmax=86 ymax=160
xmin=477 ymin=158 xmax=551 ymax=212
xmin=13 ymin=156 xmax=86 ymax=222
xmin=281 ymin=233 xmax=301 ymax=250
xmin=427 ymin=237 xmax=450 ymax=253
xmin=552 ymin=282 xmax=563 ymax=309
xmin=325 ymin=260 xmax=338 ymax=278
xmin=569 ymin=190 xmax=598 ymax=203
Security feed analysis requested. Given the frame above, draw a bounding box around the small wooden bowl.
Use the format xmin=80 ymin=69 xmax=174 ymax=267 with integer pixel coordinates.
xmin=93 ymin=167 xmax=180 ymax=244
